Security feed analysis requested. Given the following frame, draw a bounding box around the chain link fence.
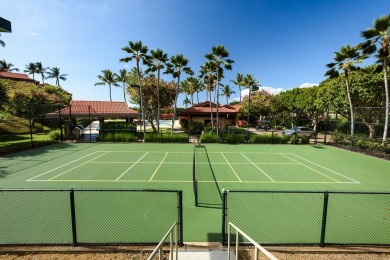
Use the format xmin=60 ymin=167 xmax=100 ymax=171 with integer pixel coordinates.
xmin=0 ymin=189 xmax=183 ymax=246
xmin=222 ymin=190 xmax=390 ymax=246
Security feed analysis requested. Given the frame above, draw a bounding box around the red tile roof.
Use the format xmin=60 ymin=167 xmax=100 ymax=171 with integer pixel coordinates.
xmin=0 ymin=71 xmax=38 ymax=83
xmin=46 ymin=100 xmax=138 ymax=118
xmin=181 ymin=101 xmax=238 ymax=115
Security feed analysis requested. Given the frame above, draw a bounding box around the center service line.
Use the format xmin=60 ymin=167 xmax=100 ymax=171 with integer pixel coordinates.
xmin=115 ymin=152 xmax=149 ymax=181
xmin=241 ymin=152 xmax=275 ymax=182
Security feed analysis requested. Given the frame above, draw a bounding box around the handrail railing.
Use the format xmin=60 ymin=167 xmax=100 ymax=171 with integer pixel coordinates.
xmin=228 ymin=222 xmax=277 ymax=260
xmin=148 ymin=222 xmax=178 ymax=260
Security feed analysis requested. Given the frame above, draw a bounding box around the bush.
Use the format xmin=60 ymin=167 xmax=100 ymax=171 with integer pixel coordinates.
xmin=224 ymin=133 xmax=245 ymax=144
xmin=251 ymin=134 xmax=272 ymax=144
xmin=301 ymin=135 xmax=310 ymax=144
xmin=49 ymin=130 xmax=61 ymax=141
xmin=161 ymin=133 xmax=188 ymax=143
xmin=97 ymin=131 xmax=138 ymax=142
xmin=200 ymin=132 xmax=219 ymax=143
xmin=101 ymin=121 xmax=136 ymax=130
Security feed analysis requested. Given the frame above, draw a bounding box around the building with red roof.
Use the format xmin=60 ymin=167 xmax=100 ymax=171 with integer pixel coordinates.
xmin=180 ymin=101 xmax=239 ymax=129
xmin=0 ymin=71 xmax=39 ymax=84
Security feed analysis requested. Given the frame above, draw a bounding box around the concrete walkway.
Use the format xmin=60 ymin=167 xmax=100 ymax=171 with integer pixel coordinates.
xmin=175 ymin=250 xmax=235 ymax=260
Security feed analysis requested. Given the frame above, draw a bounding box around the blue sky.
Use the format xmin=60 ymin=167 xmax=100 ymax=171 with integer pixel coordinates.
xmin=1 ymin=0 xmax=389 ymax=107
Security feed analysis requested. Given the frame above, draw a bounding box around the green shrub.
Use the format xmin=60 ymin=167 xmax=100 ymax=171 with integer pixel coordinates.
xmin=101 ymin=121 xmax=136 ymax=130
xmin=301 ymin=135 xmax=310 ymax=144
xmin=200 ymin=132 xmax=219 ymax=143
xmin=289 ymin=135 xmax=297 ymax=144
xmin=97 ymin=131 xmax=138 ymax=142
xmin=161 ymin=133 xmax=188 ymax=143
xmin=49 ymin=130 xmax=61 ymax=141
xmin=225 ymin=133 xmax=245 ymax=144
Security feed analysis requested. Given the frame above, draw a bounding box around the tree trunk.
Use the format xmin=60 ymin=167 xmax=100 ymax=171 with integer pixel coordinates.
xmin=382 ymin=56 xmax=389 ymax=145
xmin=344 ymin=71 xmax=354 ymax=140
xmin=157 ymin=69 xmax=160 ymax=133
xmin=109 ymin=84 xmax=112 ymax=102
xmin=171 ymin=75 xmax=180 ymax=134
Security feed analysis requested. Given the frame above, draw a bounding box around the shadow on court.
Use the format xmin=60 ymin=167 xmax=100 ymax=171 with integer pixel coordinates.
xmin=196 ymin=145 xmax=222 ymax=208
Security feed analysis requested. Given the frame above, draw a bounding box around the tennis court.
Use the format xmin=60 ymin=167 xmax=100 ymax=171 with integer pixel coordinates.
xmin=0 ymin=142 xmax=389 ymax=243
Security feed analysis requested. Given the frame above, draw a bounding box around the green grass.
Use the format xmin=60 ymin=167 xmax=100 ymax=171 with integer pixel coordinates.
xmin=0 ymin=143 xmax=389 ymax=244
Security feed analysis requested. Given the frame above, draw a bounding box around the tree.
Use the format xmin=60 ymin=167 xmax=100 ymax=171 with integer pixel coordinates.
xmin=242 ymin=74 xmax=259 ymax=127
xmin=183 ymin=97 xmax=191 ymax=108
xmin=0 ymin=60 xmax=19 ymax=72
xmin=120 ymin=40 xmax=149 ymax=135
xmin=35 ymin=62 xmax=48 ymax=84
xmin=360 ymin=14 xmax=390 ymax=145
xmin=205 ymin=45 xmax=234 ymax=134
xmin=24 ymin=63 xmax=37 ymax=80
xmin=127 ymin=76 xmax=176 ymax=132
xmin=46 ymin=67 xmax=67 ymax=87
xmin=230 ymin=73 xmax=244 ymax=103
xmin=116 ymin=69 xmax=129 ymax=102
xmin=220 ymin=84 xmax=235 ymax=105
xmin=145 ymin=48 xmax=169 ymax=133
xmin=200 ymin=61 xmax=217 ymax=127
xmin=181 ymin=77 xmax=200 ymax=106
xmin=325 ymin=44 xmax=363 ymax=140
xmin=165 ymin=54 xmax=193 ymax=133
xmin=241 ymin=90 xmax=273 ymax=124
xmin=94 ymin=69 xmax=119 ymax=101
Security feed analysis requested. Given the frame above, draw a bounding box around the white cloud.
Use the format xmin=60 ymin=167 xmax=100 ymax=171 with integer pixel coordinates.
xmin=299 ymin=82 xmax=318 ymax=88
xmin=240 ymin=86 xmax=284 ymax=98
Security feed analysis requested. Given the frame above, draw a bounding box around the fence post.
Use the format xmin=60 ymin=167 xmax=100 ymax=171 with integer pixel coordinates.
xmin=59 ymin=103 xmax=64 ymax=142
xmin=221 ymin=189 xmax=228 ymax=246
xmin=70 ymin=189 xmax=78 ymax=247
xmin=178 ymin=190 xmax=183 ymax=246
xmin=320 ymin=191 xmax=329 ymax=247
xmin=28 ymin=104 xmax=34 ymax=149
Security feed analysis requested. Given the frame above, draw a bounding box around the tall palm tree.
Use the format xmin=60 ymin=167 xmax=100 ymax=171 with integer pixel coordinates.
xmin=325 ymin=45 xmax=363 ymax=140
xmin=0 ymin=60 xmax=19 ymax=71
xmin=359 ymin=14 xmax=390 ymax=145
xmin=24 ymin=62 xmax=37 ymax=80
xmin=200 ymin=61 xmax=217 ymax=128
xmin=230 ymin=73 xmax=244 ymax=103
xmin=120 ymin=40 xmax=149 ymax=135
xmin=221 ymin=84 xmax=236 ymax=105
xmin=205 ymin=45 xmax=234 ymax=134
xmin=164 ymin=54 xmax=193 ymax=133
xmin=94 ymin=69 xmax=119 ymax=101
xmin=242 ymin=74 xmax=259 ymax=133
xmin=145 ymin=48 xmax=169 ymax=133
xmin=116 ymin=69 xmax=129 ymax=102
xmin=181 ymin=77 xmax=200 ymax=105
xmin=46 ymin=67 xmax=68 ymax=86
xmin=35 ymin=62 xmax=48 ymax=84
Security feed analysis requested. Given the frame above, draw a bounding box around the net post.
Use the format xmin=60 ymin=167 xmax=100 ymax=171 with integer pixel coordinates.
xmin=221 ymin=189 xmax=228 ymax=246
xmin=320 ymin=191 xmax=329 ymax=247
xmin=69 ymin=189 xmax=78 ymax=246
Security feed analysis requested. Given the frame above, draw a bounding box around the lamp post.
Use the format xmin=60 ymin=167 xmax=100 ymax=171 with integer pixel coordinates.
xmin=246 ymin=84 xmax=259 ymax=142
xmin=131 ymin=84 xmax=142 ymax=141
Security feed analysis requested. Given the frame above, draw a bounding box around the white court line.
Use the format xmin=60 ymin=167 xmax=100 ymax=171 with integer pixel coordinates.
xmin=149 ymin=152 xmax=168 ymax=181
xmin=27 ymin=151 xmax=100 ymax=181
xmin=115 ymin=152 xmax=149 ymax=181
xmin=48 ymin=152 xmax=109 ymax=181
xmin=241 ymin=153 xmax=275 ymax=182
xmin=289 ymin=153 xmax=360 ymax=184
xmin=221 ymin=153 xmax=242 ymax=182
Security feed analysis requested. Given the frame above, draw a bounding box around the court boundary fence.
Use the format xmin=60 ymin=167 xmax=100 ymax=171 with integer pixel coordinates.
xmin=222 ymin=189 xmax=390 ymax=247
xmin=0 ymin=189 xmax=183 ymax=246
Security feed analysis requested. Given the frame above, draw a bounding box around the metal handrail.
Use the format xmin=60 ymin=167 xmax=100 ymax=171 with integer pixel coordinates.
xmin=148 ymin=222 xmax=178 ymax=260
xmin=228 ymin=222 xmax=277 ymax=260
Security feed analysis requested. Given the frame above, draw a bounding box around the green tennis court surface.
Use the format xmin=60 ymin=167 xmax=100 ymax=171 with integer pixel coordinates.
xmin=1 ymin=142 xmax=389 ymax=242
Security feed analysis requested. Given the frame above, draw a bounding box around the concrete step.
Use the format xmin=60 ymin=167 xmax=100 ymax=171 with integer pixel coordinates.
xmin=172 ymin=250 xmax=235 ymax=260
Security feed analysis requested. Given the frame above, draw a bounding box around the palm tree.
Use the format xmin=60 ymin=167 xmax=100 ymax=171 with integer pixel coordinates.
xmin=116 ymin=69 xmax=129 ymax=102
xmin=120 ymin=40 xmax=149 ymax=135
xmin=164 ymin=54 xmax=193 ymax=133
xmin=46 ymin=67 xmax=68 ymax=86
xmin=183 ymin=97 xmax=191 ymax=108
xmin=35 ymin=62 xmax=48 ymax=84
xmin=94 ymin=69 xmax=119 ymax=101
xmin=325 ymin=45 xmax=363 ymax=141
xmin=230 ymin=73 xmax=244 ymax=103
xmin=200 ymin=61 xmax=217 ymax=128
xmin=242 ymin=74 xmax=259 ymax=135
xmin=181 ymin=77 xmax=200 ymax=105
xmin=205 ymin=45 xmax=234 ymax=134
xmin=221 ymin=84 xmax=236 ymax=105
xmin=145 ymin=48 xmax=169 ymax=133
xmin=0 ymin=60 xmax=19 ymax=71
xmin=24 ymin=63 xmax=37 ymax=80
xmin=359 ymin=14 xmax=390 ymax=145
xmin=0 ymin=33 xmax=5 ymax=47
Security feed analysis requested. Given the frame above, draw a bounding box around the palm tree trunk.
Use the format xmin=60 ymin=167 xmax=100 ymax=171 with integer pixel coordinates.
xmin=209 ymin=89 xmax=213 ymax=128
xmin=344 ymin=71 xmax=354 ymax=140
xmin=157 ymin=69 xmax=160 ymax=133
xmin=382 ymin=57 xmax=389 ymax=145
xmin=171 ymin=76 xmax=180 ymax=134
xmin=216 ymin=72 xmax=220 ymax=135
xmin=109 ymin=84 xmax=112 ymax=102
xmin=137 ymin=62 xmax=146 ymax=136
xmin=196 ymin=91 xmax=199 ymax=104
xmin=239 ymin=86 xmax=241 ymax=103
xmin=123 ymin=82 xmax=126 ymax=102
